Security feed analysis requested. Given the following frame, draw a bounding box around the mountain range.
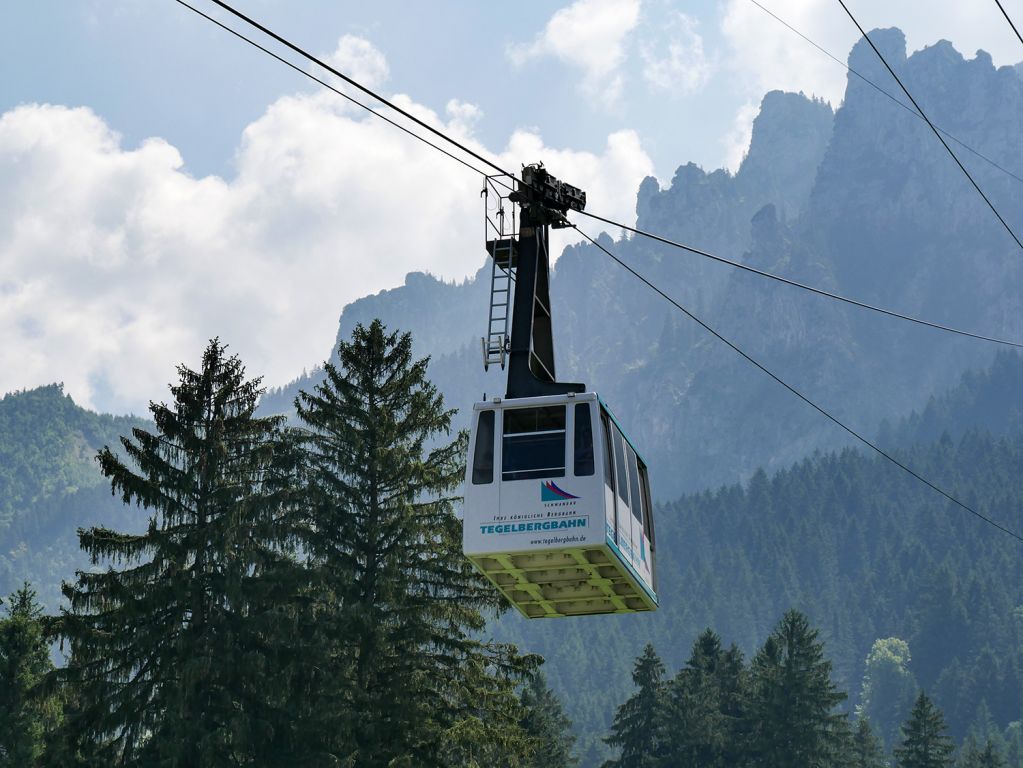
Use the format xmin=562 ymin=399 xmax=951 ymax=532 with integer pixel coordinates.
xmin=4 ymin=28 xmax=1023 ymax=763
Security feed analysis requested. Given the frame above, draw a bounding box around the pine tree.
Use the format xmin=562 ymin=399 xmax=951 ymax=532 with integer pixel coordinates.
xmin=894 ymin=692 xmax=955 ymax=768
xmin=714 ymin=643 xmax=750 ymax=767
xmin=851 ymin=718 xmax=889 ymax=768
xmin=294 ymin=320 xmax=535 ymax=768
xmin=979 ymin=740 xmax=1007 ymax=768
xmin=54 ymin=339 xmax=298 ymax=766
xmin=959 ymin=738 xmax=1006 ymax=768
xmin=518 ymin=672 xmax=577 ymax=768
xmin=603 ymin=644 xmax=669 ymax=768
xmin=747 ymin=610 xmax=848 ymax=768
xmin=664 ymin=629 xmax=727 ymax=768
xmin=0 ymin=583 xmax=58 ymax=766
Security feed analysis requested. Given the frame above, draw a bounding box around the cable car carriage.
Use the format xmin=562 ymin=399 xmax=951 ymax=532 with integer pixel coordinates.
xmin=463 ymin=166 xmax=658 ymax=618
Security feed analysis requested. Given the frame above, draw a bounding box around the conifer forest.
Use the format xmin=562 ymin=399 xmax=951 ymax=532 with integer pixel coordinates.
xmin=6 ymin=3 xmax=1023 ymax=767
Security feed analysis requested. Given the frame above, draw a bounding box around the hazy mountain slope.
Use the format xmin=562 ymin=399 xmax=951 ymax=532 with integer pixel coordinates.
xmin=263 ymin=30 xmax=1023 ymax=502
xmin=258 ymin=86 xmax=837 ymax=468
xmin=497 ymin=350 xmax=1023 ymax=760
xmin=0 ymin=385 xmax=147 ymax=609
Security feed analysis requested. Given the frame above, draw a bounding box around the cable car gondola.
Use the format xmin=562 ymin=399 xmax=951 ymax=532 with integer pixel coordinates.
xmin=463 ymin=166 xmax=658 ymax=618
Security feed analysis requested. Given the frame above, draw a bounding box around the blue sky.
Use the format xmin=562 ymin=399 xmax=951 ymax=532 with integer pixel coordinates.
xmin=1 ymin=0 xmax=1021 ymax=413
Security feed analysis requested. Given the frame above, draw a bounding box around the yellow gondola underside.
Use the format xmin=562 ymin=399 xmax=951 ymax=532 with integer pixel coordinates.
xmin=468 ymin=544 xmax=657 ymax=618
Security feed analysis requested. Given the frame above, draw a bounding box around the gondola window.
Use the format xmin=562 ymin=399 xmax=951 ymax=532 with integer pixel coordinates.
xmin=472 ymin=410 xmax=495 ymax=485
xmin=574 ymin=403 xmax=595 ymax=476
xmin=502 ymin=406 xmax=566 ymax=481
xmin=628 ymin=445 xmax=643 ymax=524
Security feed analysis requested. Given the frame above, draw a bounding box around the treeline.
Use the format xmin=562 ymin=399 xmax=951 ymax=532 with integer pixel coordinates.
xmin=602 ymin=611 xmax=1019 ymax=768
xmin=512 ymin=403 xmax=1023 ymax=751
xmin=0 ymin=322 xmax=576 ymax=767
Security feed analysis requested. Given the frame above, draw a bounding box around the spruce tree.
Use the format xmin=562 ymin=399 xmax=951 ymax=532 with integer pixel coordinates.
xmin=294 ymin=320 xmax=535 ymax=768
xmin=894 ymin=692 xmax=955 ymax=768
xmin=979 ymin=740 xmax=1007 ymax=768
xmin=717 ymin=643 xmax=751 ymax=767
xmin=518 ymin=672 xmax=577 ymax=768
xmin=603 ymin=644 xmax=669 ymax=768
xmin=851 ymin=718 xmax=889 ymax=768
xmin=664 ymin=629 xmax=727 ymax=768
xmin=0 ymin=583 xmax=57 ymax=766
xmin=958 ymin=737 xmax=1005 ymax=768
xmin=54 ymin=339 xmax=297 ymax=766
xmin=747 ymin=610 xmax=848 ymax=768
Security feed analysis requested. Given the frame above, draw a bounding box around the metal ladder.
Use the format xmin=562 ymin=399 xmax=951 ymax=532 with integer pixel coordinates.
xmin=482 ymin=175 xmax=517 ymax=370
xmin=483 ymin=242 xmax=514 ymax=369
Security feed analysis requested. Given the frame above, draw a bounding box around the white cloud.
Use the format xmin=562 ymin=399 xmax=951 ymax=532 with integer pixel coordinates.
xmin=640 ymin=11 xmax=712 ymax=95
xmin=0 ymin=90 xmax=652 ymax=414
xmin=722 ymin=0 xmax=1023 ymax=108
xmin=324 ymin=35 xmax=389 ymax=90
xmin=508 ymin=0 xmax=641 ymax=107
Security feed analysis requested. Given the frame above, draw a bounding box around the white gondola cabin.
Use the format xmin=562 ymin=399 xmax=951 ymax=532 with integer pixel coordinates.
xmin=463 ymin=392 xmax=657 ymax=618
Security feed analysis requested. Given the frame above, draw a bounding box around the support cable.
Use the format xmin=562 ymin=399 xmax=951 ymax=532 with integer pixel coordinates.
xmin=994 ymin=0 xmax=1023 ymax=47
xmin=578 ymin=209 xmax=1023 ymax=349
xmin=175 ymin=0 xmax=1023 ymax=350
xmin=173 ymin=0 xmax=492 ymax=180
xmin=572 ymin=224 xmax=1023 ymax=544
xmin=175 ymin=0 xmax=1023 ymax=544
xmin=750 ymin=0 xmax=1023 ymax=186
xmin=836 ymin=0 xmax=1023 ymax=251
xmin=204 ymin=0 xmax=510 ymax=178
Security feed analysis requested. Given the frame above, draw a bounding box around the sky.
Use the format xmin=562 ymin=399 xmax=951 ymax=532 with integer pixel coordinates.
xmin=2 ymin=0 xmax=1022 ymax=415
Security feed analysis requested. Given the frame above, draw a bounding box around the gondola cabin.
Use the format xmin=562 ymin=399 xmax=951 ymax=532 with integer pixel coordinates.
xmin=463 ymin=392 xmax=657 ymax=618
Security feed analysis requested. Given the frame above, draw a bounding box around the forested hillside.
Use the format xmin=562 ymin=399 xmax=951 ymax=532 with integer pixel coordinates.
xmin=505 ymin=352 xmax=1023 ymax=759
xmin=3 ymin=25 xmax=1023 ymax=767
xmin=0 ymin=386 xmax=147 ymax=608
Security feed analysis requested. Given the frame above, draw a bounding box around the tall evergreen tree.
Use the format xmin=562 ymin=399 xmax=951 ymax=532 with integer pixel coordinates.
xmin=0 ymin=583 xmax=57 ymax=766
xmin=603 ymin=644 xmax=669 ymax=768
xmin=664 ymin=629 xmax=728 ymax=768
xmin=54 ymin=339 xmax=297 ymax=766
xmin=294 ymin=320 xmax=535 ymax=768
xmin=979 ymin=741 xmax=1007 ymax=768
xmin=717 ymin=643 xmax=751 ymax=767
xmin=518 ymin=672 xmax=578 ymax=768
xmin=958 ymin=737 xmax=1005 ymax=768
xmin=894 ymin=692 xmax=955 ymax=768
xmin=746 ymin=610 xmax=848 ymax=768
xmin=851 ymin=718 xmax=889 ymax=768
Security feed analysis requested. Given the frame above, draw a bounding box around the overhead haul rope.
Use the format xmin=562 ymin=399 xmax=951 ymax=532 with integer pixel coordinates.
xmin=573 ymin=224 xmax=1023 ymax=544
xmin=577 ymin=209 xmax=1023 ymax=349
xmin=172 ymin=0 xmax=493 ymax=181
xmin=994 ymin=0 xmax=1023 ymax=48
xmin=177 ymin=0 xmax=1023 ymax=543
xmin=178 ymin=0 xmax=1023 ymax=349
xmin=836 ymin=0 xmax=1023 ymax=252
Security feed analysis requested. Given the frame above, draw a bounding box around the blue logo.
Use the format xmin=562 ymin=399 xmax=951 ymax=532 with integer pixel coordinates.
xmin=541 ymin=481 xmax=579 ymax=502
